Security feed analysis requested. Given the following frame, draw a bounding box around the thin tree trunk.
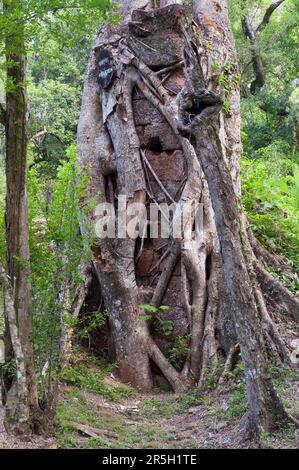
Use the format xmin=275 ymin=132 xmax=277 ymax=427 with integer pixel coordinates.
xmin=242 ymin=0 xmax=286 ymax=94
xmin=3 ymin=1 xmax=41 ymax=433
xmin=0 ymin=263 xmax=29 ymax=432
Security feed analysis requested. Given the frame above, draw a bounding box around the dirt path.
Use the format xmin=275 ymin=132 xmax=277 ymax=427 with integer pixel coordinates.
xmin=52 ymin=377 xmax=299 ymax=449
xmin=0 ymin=375 xmax=298 ymax=449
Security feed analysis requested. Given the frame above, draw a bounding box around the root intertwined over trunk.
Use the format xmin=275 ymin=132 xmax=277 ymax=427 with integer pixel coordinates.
xmin=78 ymin=0 xmax=298 ymax=436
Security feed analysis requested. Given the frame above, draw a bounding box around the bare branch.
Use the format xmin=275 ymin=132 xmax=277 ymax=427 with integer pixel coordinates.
xmin=256 ymin=0 xmax=286 ymax=33
xmin=242 ymin=17 xmax=266 ymax=93
xmin=30 ymin=128 xmax=47 ymax=141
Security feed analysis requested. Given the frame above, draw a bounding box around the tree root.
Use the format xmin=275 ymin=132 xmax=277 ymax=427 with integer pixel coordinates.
xmin=151 ymin=243 xmax=180 ymax=307
xmin=147 ymin=336 xmax=186 ymax=393
xmin=248 ymin=229 xmax=293 ymax=274
xmin=255 ymin=262 xmax=299 ymax=322
xmin=218 ymin=345 xmax=238 ymax=386
xmin=254 ymin=286 xmax=295 ymax=367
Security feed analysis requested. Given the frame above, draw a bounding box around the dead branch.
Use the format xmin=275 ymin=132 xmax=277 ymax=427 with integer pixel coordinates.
xmin=68 ymin=422 xmax=119 ymax=439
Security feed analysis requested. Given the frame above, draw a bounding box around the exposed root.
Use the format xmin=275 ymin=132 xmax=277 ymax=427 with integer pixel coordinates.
xmin=248 ymin=229 xmax=293 ymax=274
xmin=218 ymin=345 xmax=238 ymax=386
xmin=151 ymin=244 xmax=180 ymax=307
xmin=141 ymin=150 xmax=175 ymax=203
xmin=254 ymin=286 xmax=296 ymax=368
xmin=156 ymin=60 xmax=184 ymax=77
xmin=255 ymin=262 xmax=299 ymax=322
xmin=147 ymin=336 xmax=186 ymax=393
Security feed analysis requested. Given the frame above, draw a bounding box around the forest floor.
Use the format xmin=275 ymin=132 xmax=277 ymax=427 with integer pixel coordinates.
xmin=0 ymin=352 xmax=298 ymax=449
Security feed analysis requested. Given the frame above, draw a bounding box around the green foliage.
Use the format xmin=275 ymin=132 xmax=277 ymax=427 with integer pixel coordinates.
xmin=140 ymin=304 xmax=174 ymax=337
xmin=140 ymin=304 xmax=170 ymax=315
xmin=241 ymin=155 xmax=299 ymax=281
xmin=0 ymin=1 xmax=118 ymax=46
xmin=177 ymin=389 xmax=208 ymax=412
xmin=219 ymin=62 xmax=240 ymax=113
xmin=0 ymin=0 xmax=119 ymax=175
xmin=1 ymin=358 xmax=16 ymax=377
xmin=228 ymin=0 xmax=299 ymax=254
xmin=69 ymin=310 xmax=110 ymax=340
xmin=226 ymin=385 xmax=247 ymax=420
xmin=217 ymin=363 xmax=248 ymax=421
xmin=28 ymin=144 xmax=95 ymax=394
xmin=202 ymin=358 xmax=225 ymax=391
xmin=166 ymin=335 xmax=191 ymax=371
xmin=293 ymin=166 xmax=299 ymax=208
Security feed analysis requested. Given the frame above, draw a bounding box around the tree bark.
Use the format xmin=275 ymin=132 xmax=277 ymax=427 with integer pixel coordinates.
xmin=78 ymin=0 xmax=298 ymax=436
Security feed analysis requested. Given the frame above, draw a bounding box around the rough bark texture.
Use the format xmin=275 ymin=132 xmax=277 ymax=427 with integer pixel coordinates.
xmin=78 ymin=0 xmax=298 ymax=435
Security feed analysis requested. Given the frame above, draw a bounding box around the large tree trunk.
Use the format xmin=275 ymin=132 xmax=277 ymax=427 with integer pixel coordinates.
xmin=78 ymin=0 xmax=298 ymax=436
xmin=2 ymin=2 xmax=42 ymax=434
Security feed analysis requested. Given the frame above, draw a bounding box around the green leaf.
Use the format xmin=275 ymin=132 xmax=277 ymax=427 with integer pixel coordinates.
xmin=139 ymin=304 xmax=158 ymax=313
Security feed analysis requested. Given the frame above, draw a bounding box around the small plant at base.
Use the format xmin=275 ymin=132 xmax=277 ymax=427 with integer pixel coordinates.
xmin=73 ymin=309 xmax=110 ymax=342
xmin=203 ymin=358 xmax=225 ymax=391
xmin=167 ymin=335 xmax=191 ymax=371
xmin=139 ymin=304 xmax=174 ymax=337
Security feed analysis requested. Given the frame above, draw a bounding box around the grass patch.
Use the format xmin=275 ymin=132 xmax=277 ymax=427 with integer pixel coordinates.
xmin=60 ymin=363 xmax=134 ymax=401
xmin=140 ymin=395 xmax=178 ymax=420
xmin=176 ymin=389 xmax=213 ymax=412
xmin=217 ymin=363 xmax=248 ymax=421
xmin=269 ymin=364 xmax=298 ymax=415
xmin=55 ymin=389 xmax=129 ymax=448
xmin=177 ymin=389 xmax=203 ymax=412
xmin=56 ymin=390 xmax=97 ymax=427
xmin=55 ymin=388 xmax=174 ymax=449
